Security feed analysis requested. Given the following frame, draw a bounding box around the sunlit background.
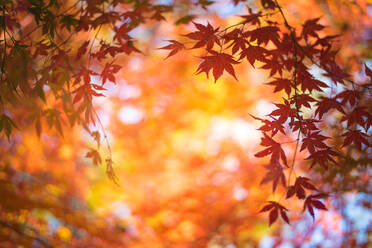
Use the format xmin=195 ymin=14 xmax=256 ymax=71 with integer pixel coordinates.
xmin=0 ymin=0 xmax=371 ymax=247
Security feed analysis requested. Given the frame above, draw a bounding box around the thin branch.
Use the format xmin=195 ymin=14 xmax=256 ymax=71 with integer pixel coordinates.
xmin=274 ymin=0 xmax=301 ymax=184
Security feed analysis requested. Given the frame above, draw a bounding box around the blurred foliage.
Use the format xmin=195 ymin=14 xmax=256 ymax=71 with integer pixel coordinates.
xmin=0 ymin=0 xmax=371 ymax=247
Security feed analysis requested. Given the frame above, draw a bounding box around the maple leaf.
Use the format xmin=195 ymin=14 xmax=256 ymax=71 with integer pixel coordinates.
xmin=240 ymin=8 xmax=261 ymax=25
xmin=318 ymin=46 xmax=338 ymax=65
xmin=302 ymin=18 xmax=324 ymax=39
xmin=261 ymin=59 xmax=283 ymax=76
xmin=0 ymin=114 xmax=18 ymax=140
xmin=286 ymin=177 xmax=317 ymax=199
xmin=44 ymin=109 xmax=64 ymax=136
xmin=246 ymin=26 xmax=280 ymax=46
xmin=73 ymin=67 xmax=99 ymax=85
xmin=86 ymin=148 xmax=102 ymax=166
xmin=113 ymin=23 xmax=133 ymax=42
xmin=315 ymin=97 xmax=344 ymax=119
xmin=101 ymin=62 xmax=121 ymax=85
xmin=305 ymin=148 xmax=338 ymax=169
xmin=292 ymin=94 xmax=316 ymax=109
xmin=301 ymin=78 xmax=328 ymax=93
xmin=196 ymin=50 xmax=239 ymax=82
xmin=72 ymin=84 xmax=106 ymax=104
xmin=323 ymin=63 xmax=350 ymax=85
xmin=250 ymin=114 xmax=285 ymax=136
xmin=301 ymin=131 xmax=329 ymax=154
xmin=175 ymin=15 xmax=195 ymax=25
xmin=266 ymin=78 xmax=292 ymax=95
xmin=184 ymin=22 xmax=220 ymax=50
xmin=290 ymin=118 xmax=319 ymax=135
xmin=151 ymin=5 xmax=172 ymax=21
xmin=340 ymin=107 xmax=370 ymax=130
xmin=255 ymin=133 xmax=288 ymax=167
xmin=313 ymin=35 xmax=339 ymax=47
xmin=76 ymin=41 xmax=90 ymax=60
xmin=342 ymin=130 xmax=370 ymax=151
xmin=260 ymin=164 xmax=286 ymax=192
xmin=297 ymin=63 xmax=329 ymax=92
xmin=269 ymin=100 xmax=296 ymax=124
xmin=239 ymin=45 xmax=268 ymax=67
xmin=336 ymin=89 xmax=360 ymax=106
xmin=106 ymin=158 xmax=119 ymax=185
xmin=223 ymin=29 xmax=247 ymax=55
xmin=303 ymin=194 xmax=328 ymax=219
xmin=91 ymin=131 xmax=101 ymax=149
xmin=159 ymin=40 xmax=185 ymax=59
xmin=260 ymin=201 xmax=289 ymax=225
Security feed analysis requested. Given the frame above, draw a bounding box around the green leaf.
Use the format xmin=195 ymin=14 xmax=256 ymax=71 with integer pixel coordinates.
xmin=60 ymin=15 xmax=79 ymax=32
xmin=175 ymin=15 xmax=195 ymax=25
xmin=0 ymin=114 xmax=18 ymax=140
xmin=34 ymin=84 xmax=46 ymax=103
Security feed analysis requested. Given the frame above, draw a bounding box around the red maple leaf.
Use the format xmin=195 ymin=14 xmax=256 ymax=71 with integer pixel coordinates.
xmin=266 ymin=78 xmax=292 ymax=95
xmin=289 ymin=118 xmax=319 ymax=134
xmin=301 ymin=78 xmax=328 ymax=93
xmin=239 ymin=45 xmax=268 ymax=67
xmin=101 ymin=62 xmax=121 ymax=85
xmin=340 ymin=107 xmax=370 ymax=130
xmin=196 ymin=50 xmax=239 ymax=82
xmin=72 ymin=83 xmax=106 ymax=104
xmin=159 ymin=40 xmax=185 ymax=59
xmin=315 ymin=96 xmax=344 ymax=119
xmin=246 ymin=26 xmax=280 ymax=46
xmin=260 ymin=201 xmax=289 ymax=225
xmin=255 ymin=133 xmax=288 ymax=167
xmin=73 ymin=67 xmax=99 ymax=85
xmin=184 ymin=22 xmax=220 ymax=50
xmin=305 ymin=148 xmax=338 ymax=169
xmin=342 ymin=130 xmax=370 ymax=151
xmin=292 ymin=94 xmax=316 ymax=109
xmin=76 ymin=40 xmax=90 ymax=60
xmin=113 ymin=23 xmax=133 ymax=42
xmin=261 ymin=59 xmax=283 ymax=76
xmin=303 ymin=194 xmax=328 ymax=219
xmin=336 ymin=89 xmax=360 ymax=106
xmin=222 ymin=29 xmax=247 ymax=54
xmin=260 ymin=164 xmax=286 ymax=192
xmin=323 ymin=63 xmax=350 ymax=85
xmin=269 ymin=100 xmax=296 ymax=124
xmin=301 ymin=131 xmax=329 ymax=154
xmin=250 ymin=114 xmax=285 ymax=136
xmin=240 ymin=8 xmax=261 ymax=25
xmin=302 ymin=18 xmax=324 ymax=39
xmin=286 ymin=177 xmax=317 ymax=199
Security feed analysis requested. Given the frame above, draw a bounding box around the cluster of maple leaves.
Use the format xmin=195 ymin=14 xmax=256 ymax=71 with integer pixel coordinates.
xmin=0 ymin=0 xmax=370 ymax=227
xmin=161 ymin=0 xmax=371 ymax=224
xmin=0 ymin=0 xmax=195 ymax=179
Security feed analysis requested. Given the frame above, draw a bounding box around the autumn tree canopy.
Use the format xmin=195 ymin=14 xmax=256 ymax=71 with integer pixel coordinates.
xmin=0 ymin=0 xmax=371 ymax=247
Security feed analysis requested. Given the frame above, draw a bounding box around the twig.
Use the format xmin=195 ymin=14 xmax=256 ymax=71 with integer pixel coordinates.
xmin=274 ymin=0 xmax=301 ymax=184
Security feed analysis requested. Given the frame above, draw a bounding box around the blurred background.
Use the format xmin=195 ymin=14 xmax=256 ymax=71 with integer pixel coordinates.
xmin=0 ymin=0 xmax=371 ymax=247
